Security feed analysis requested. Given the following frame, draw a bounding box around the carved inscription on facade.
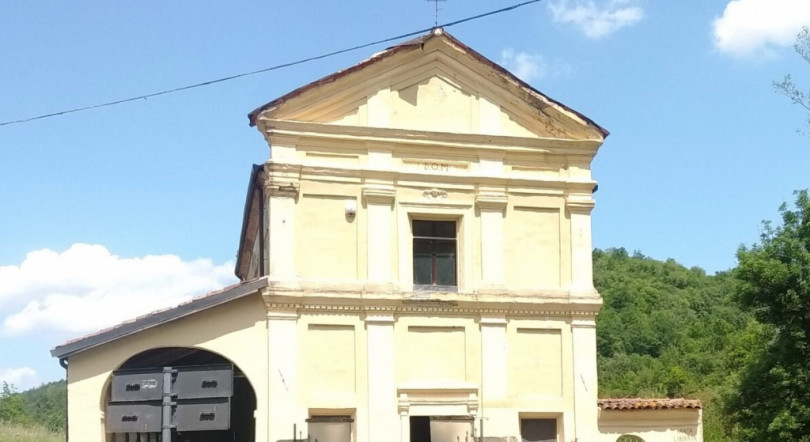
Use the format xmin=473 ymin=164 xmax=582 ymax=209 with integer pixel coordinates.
xmin=402 ymin=158 xmax=469 ymax=172
xmin=422 ymin=161 xmax=450 ymax=172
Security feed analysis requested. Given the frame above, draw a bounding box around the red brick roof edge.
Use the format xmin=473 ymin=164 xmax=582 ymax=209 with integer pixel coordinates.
xmin=598 ymin=398 xmax=702 ymax=410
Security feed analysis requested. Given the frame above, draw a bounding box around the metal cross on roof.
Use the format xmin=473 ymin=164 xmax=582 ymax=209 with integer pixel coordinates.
xmin=427 ymin=0 xmax=446 ymax=27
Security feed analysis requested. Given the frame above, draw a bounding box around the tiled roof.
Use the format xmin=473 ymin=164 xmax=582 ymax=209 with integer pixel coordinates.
xmin=598 ymin=398 xmax=702 ymax=410
xmin=50 ymin=277 xmax=269 ymax=359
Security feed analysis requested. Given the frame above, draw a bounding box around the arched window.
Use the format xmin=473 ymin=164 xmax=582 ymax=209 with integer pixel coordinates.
xmin=617 ymin=436 xmax=645 ymax=442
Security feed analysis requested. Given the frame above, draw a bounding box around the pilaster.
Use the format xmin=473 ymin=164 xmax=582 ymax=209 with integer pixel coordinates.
xmin=363 ymin=186 xmax=396 ymax=285
xmin=365 ymin=312 xmax=397 ymax=442
xmin=571 ymin=316 xmax=598 ymax=441
xmin=476 ymin=192 xmax=507 ymax=290
xmin=264 ymin=163 xmax=301 ymax=285
xmin=566 ymin=196 xmax=596 ymax=295
xmin=479 ymin=315 xmax=507 ymax=404
xmin=266 ymin=307 xmax=302 ymax=442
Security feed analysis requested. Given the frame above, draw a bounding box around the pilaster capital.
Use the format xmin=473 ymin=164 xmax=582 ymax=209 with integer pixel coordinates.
xmin=364 ymin=309 xmax=396 ymax=324
xmin=565 ymin=196 xmax=595 ymax=213
xmin=265 ymin=304 xmax=300 ymax=320
xmin=362 ymin=186 xmax=396 ymax=204
xmin=571 ymin=317 xmax=597 ymax=328
xmin=479 ymin=315 xmax=507 ymax=326
xmin=475 ymin=193 xmax=508 ymax=211
xmin=264 ymin=181 xmax=299 ymax=198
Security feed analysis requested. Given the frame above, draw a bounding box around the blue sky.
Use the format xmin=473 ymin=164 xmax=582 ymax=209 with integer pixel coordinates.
xmin=1 ymin=0 xmax=809 ymax=389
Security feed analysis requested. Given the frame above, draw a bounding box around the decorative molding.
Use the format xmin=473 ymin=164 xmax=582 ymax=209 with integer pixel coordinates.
xmin=478 ymin=315 xmax=507 ymax=325
xmin=365 ymin=312 xmax=396 ymax=324
xmin=264 ymin=182 xmax=300 ymax=197
xmin=362 ymin=186 xmax=396 ymax=204
xmin=475 ymin=192 xmax=508 ymax=210
xmin=266 ymin=308 xmax=300 ymax=320
xmin=422 ymin=188 xmax=448 ymax=200
xmin=397 ymin=384 xmax=479 ymax=415
xmin=260 ymin=301 xmax=598 ymax=318
xmin=565 ymin=196 xmax=595 ymax=212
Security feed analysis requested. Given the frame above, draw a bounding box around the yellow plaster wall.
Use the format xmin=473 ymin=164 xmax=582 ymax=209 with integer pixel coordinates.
xmin=405 ymin=326 xmax=467 ymax=382
xmin=509 ymin=328 xmax=563 ymax=398
xmin=505 ymin=206 xmax=563 ymax=290
xmin=394 ymin=315 xmax=481 ymax=386
xmin=65 ymin=294 xmax=269 ymax=442
xmin=297 ymin=313 xmax=367 ymax=412
xmin=295 ymin=193 xmax=360 ymax=280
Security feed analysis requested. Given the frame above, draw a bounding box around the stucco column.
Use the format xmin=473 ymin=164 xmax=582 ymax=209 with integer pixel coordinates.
xmin=479 ymin=316 xmax=508 ymax=404
xmin=264 ymin=163 xmax=300 ymax=286
xmin=266 ymin=307 xmax=301 ymax=442
xmin=566 ymin=197 xmax=595 ymax=295
xmin=476 ymin=193 xmax=507 ymax=290
xmin=366 ymin=311 xmax=398 ymax=442
xmin=571 ymin=316 xmax=598 ymax=441
xmin=363 ymin=186 xmax=396 ymax=286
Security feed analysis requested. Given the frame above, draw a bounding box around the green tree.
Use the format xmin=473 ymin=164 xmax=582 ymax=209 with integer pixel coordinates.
xmin=774 ymin=27 xmax=810 ymax=132
xmin=0 ymin=382 xmax=29 ymax=425
xmin=593 ymin=248 xmax=751 ymax=441
xmin=727 ymin=190 xmax=810 ymax=441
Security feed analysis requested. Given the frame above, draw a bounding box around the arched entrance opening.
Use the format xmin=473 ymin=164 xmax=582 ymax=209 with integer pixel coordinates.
xmin=104 ymin=347 xmax=256 ymax=442
xmin=616 ymin=435 xmax=645 ymax=442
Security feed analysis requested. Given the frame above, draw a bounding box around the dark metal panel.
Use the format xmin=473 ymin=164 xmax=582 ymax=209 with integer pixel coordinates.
xmin=110 ymin=370 xmax=164 ymax=402
xmin=174 ymin=398 xmax=230 ymax=431
xmin=174 ymin=365 xmax=233 ymax=399
xmin=106 ymin=402 xmax=162 ymax=433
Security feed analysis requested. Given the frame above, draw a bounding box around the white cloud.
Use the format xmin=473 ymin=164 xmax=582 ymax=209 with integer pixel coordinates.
xmin=499 ymin=49 xmax=572 ymax=84
xmin=0 ymin=367 xmax=39 ymax=391
xmin=0 ymin=244 xmax=236 ymax=337
xmin=500 ymin=49 xmax=546 ymax=82
xmin=713 ymin=0 xmax=810 ymax=56
xmin=548 ymin=0 xmax=644 ymax=39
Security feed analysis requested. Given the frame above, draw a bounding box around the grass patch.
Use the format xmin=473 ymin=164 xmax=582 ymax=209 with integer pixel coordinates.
xmin=0 ymin=422 xmax=64 ymax=442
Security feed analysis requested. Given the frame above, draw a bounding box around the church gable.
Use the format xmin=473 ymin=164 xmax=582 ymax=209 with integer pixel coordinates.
xmin=249 ymin=29 xmax=607 ymax=141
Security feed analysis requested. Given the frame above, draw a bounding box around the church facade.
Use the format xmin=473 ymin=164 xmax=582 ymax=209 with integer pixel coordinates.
xmin=52 ymin=29 xmax=702 ymax=442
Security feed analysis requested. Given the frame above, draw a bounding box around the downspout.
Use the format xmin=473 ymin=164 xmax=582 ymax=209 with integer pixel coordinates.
xmin=59 ymin=358 xmax=68 ymax=441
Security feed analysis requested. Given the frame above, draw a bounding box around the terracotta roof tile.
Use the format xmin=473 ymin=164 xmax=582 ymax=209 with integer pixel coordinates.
xmin=598 ymin=398 xmax=702 ymax=410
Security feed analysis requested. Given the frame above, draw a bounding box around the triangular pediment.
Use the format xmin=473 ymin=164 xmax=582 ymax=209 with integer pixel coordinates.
xmin=250 ymin=30 xmax=607 ymax=141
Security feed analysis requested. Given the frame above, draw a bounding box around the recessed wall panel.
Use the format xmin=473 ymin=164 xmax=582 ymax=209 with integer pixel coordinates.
xmin=505 ymin=207 xmax=560 ymax=289
xmin=305 ymin=325 xmax=356 ymax=394
xmin=509 ymin=328 xmax=563 ymax=397
xmin=296 ymin=195 xmax=358 ymax=280
xmin=406 ymin=326 xmax=466 ymax=382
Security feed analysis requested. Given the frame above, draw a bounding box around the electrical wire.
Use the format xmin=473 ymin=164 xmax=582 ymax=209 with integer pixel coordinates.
xmin=0 ymin=0 xmax=542 ymax=127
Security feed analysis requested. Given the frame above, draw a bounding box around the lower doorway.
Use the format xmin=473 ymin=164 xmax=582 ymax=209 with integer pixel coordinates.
xmin=409 ymin=416 xmax=474 ymax=442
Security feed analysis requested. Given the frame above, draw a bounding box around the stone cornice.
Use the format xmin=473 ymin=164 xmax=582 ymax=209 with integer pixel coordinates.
xmin=265 ymin=119 xmax=602 ymax=156
xmin=261 ymin=300 xmax=600 ymax=318
xmin=286 ymin=162 xmax=596 ymax=195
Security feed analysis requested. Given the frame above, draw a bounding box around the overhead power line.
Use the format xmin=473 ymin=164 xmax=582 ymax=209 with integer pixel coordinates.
xmin=0 ymin=0 xmax=542 ymax=128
